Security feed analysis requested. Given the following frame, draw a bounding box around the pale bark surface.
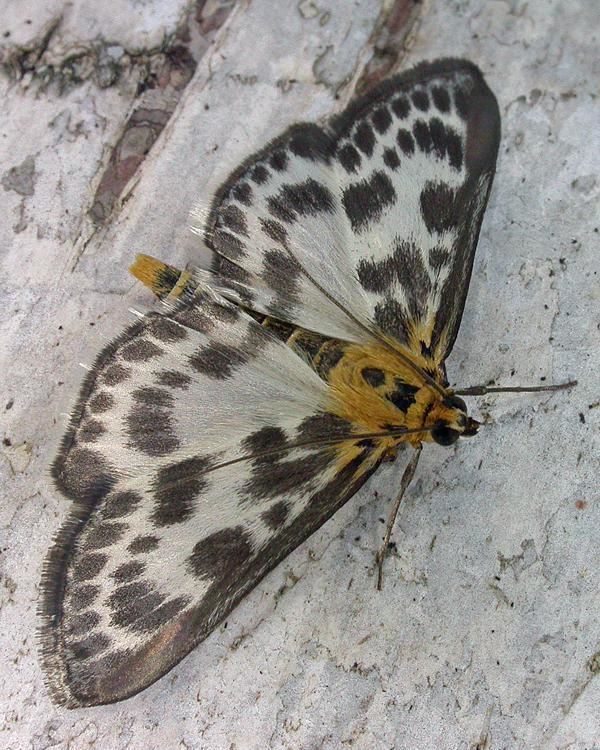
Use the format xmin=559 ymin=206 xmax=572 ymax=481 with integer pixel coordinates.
xmin=1 ymin=1 xmax=598 ymax=748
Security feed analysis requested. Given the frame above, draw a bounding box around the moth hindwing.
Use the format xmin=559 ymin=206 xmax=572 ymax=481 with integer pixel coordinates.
xmin=40 ymin=58 xmax=500 ymax=707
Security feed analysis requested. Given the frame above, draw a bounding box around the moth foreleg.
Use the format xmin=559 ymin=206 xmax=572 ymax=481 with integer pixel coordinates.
xmin=376 ymin=445 xmax=422 ymax=591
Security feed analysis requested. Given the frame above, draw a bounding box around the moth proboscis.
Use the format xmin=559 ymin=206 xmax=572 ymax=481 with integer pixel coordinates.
xmin=39 ymin=58 xmax=576 ymax=708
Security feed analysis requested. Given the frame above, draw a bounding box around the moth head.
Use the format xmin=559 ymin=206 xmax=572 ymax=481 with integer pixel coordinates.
xmin=431 ymin=394 xmax=480 ymax=446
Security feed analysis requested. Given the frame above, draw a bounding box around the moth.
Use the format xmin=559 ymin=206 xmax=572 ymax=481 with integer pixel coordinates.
xmin=40 ymin=58 xmax=574 ymax=707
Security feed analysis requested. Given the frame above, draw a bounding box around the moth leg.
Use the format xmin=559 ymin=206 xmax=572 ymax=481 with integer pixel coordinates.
xmin=376 ymin=445 xmax=422 ymax=591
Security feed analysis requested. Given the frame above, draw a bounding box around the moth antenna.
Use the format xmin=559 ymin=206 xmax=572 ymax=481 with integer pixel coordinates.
xmin=454 ymin=380 xmax=577 ymax=397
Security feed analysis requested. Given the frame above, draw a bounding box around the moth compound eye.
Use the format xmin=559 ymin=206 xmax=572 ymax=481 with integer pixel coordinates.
xmin=445 ymin=395 xmax=467 ymax=413
xmin=432 ymin=425 xmax=460 ymax=446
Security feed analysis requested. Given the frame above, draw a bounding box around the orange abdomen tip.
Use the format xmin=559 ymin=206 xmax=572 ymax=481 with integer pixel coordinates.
xmin=129 ymin=254 xmax=182 ymax=300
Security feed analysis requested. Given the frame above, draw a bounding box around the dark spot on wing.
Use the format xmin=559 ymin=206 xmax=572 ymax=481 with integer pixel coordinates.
xmin=429 ymin=246 xmax=451 ymax=271
xmin=262 ymin=500 xmax=290 ymax=530
xmin=101 ymin=364 xmax=131 ymax=386
xmin=420 ymin=180 xmax=461 ymax=234
xmin=126 ymin=388 xmax=179 ymax=457
xmin=72 ymin=553 xmax=108 ymax=582
xmin=244 ymin=449 xmax=333 ymax=502
xmin=353 ymin=121 xmax=375 ymax=157
xmin=242 ymin=426 xmax=288 ymax=455
xmin=269 ymin=150 xmax=288 ymax=171
xmin=382 ymin=147 xmax=400 ymax=170
xmin=121 ymin=339 xmax=163 ymax=362
xmin=69 ymin=632 xmax=110 ymax=661
xmin=413 ymin=119 xmax=433 ymax=154
xmin=112 ymin=560 xmax=146 ymax=583
xmin=250 ymin=164 xmax=270 ymax=184
xmin=314 ymin=341 xmax=346 ymax=379
xmin=89 ymin=391 xmax=114 ymax=414
xmin=54 ymin=448 xmax=117 ymax=505
xmin=68 ymin=584 xmax=99 ymax=612
xmin=411 ymin=89 xmax=429 ymax=111
xmin=262 ymin=249 xmax=302 ymax=314
xmin=373 ymin=298 xmax=411 ymax=345
xmin=84 ymin=522 xmax=128 ymax=550
xmin=289 ymin=125 xmax=332 ymax=162
xmin=260 ymin=217 xmax=288 ymax=247
xmin=268 ymin=178 xmax=334 ymax=223
xmin=392 ymin=95 xmax=410 ymax=119
xmin=102 ymin=491 xmax=143 ymax=519
xmin=432 ymin=85 xmax=451 ymax=112
xmin=211 ymin=229 xmax=246 ymax=259
xmin=445 ymin=127 xmax=463 ymax=170
xmin=66 ymin=610 xmax=100 ymax=637
xmin=157 ymin=370 xmax=191 ymax=389
xmin=79 ymin=419 xmax=105 ymax=443
xmin=151 ymin=455 xmax=214 ymax=526
xmin=146 ymin=316 xmax=188 ymax=343
xmin=297 ymin=412 xmax=352 ymax=441
xmin=396 ymin=128 xmax=415 ymax=155
xmin=342 ymin=171 xmax=396 ymax=232
xmin=338 ymin=143 xmax=361 ymax=173
xmin=189 ymin=341 xmax=248 ymax=380
xmin=219 ymin=204 xmax=248 ymax=236
xmin=372 ymin=106 xmax=392 ymax=134
xmin=232 ymin=182 xmax=252 ymax=205
xmin=128 ymin=535 xmax=159 ymax=554
xmin=188 ymin=527 xmax=253 ymax=580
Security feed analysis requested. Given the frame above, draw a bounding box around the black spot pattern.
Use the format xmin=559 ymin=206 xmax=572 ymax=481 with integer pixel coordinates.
xmin=128 ymin=535 xmax=159 ymax=554
xmin=413 ymin=119 xmax=433 ymax=153
xmin=112 ymin=560 xmax=146 ymax=583
xmin=420 ymin=180 xmax=461 ymax=234
xmin=372 ymin=106 xmax=392 ymax=134
xmin=338 ymin=143 xmax=361 ymax=173
xmin=219 ymin=204 xmax=248 ymax=236
xmin=189 ymin=341 xmax=248 ymax=380
xmin=72 ymin=553 xmax=108 ymax=582
xmin=342 ymin=171 xmax=396 ymax=232
xmin=188 ymin=527 xmax=253 ymax=581
xmin=89 ymin=391 xmax=114 ymax=414
xmin=126 ymin=385 xmax=179 ymax=458
xmin=79 ymin=419 xmax=105 ymax=443
xmin=211 ymin=229 xmax=246 ymax=259
xmin=84 ymin=522 xmax=128 ymax=550
xmin=396 ymin=128 xmax=415 ymax=155
xmin=68 ymin=584 xmax=99 ymax=613
xmin=66 ymin=610 xmax=100 ymax=637
xmin=243 ymin=426 xmax=287 ymax=455
xmin=244 ymin=446 xmax=333 ymax=503
xmin=373 ymin=298 xmax=411 ymax=345
xmin=260 ymin=218 xmax=288 ymax=247
xmin=157 ymin=370 xmax=191 ymax=389
xmin=262 ymin=501 xmax=290 ymax=530
xmin=353 ymin=121 xmax=375 ymax=157
xmin=56 ymin=448 xmax=117 ymax=505
xmin=429 ymin=246 xmax=451 ymax=271
xmin=289 ymin=125 xmax=332 ymax=162
xmin=232 ymin=182 xmax=252 ymax=205
xmin=250 ymin=164 xmax=269 ymax=184
xmin=432 ymin=85 xmax=451 ymax=112
xmin=392 ymin=95 xmax=410 ymax=118
xmin=121 ymin=339 xmax=163 ymax=362
xmin=268 ymin=178 xmax=334 ymax=223
xmin=152 ymin=455 xmax=214 ymax=526
xmin=297 ymin=412 xmax=352 ymax=441
xmin=101 ymin=364 xmax=131 ymax=386
xmin=146 ymin=317 xmax=188 ymax=343
xmin=412 ymin=89 xmax=430 ymax=111
xmin=269 ymin=150 xmax=288 ymax=171
xmin=69 ymin=632 xmax=110 ymax=661
xmin=382 ymin=147 xmax=400 ymax=170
